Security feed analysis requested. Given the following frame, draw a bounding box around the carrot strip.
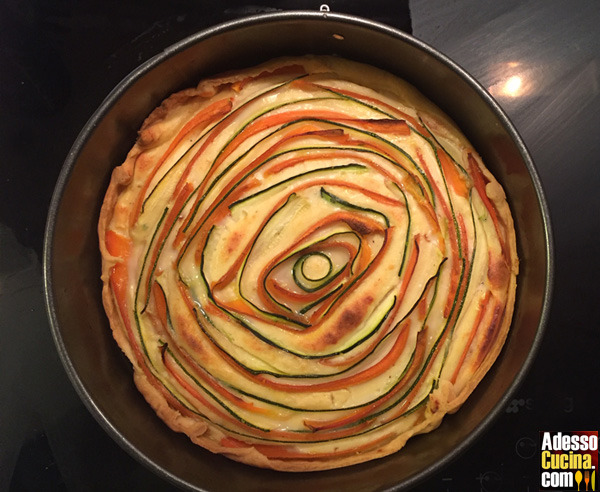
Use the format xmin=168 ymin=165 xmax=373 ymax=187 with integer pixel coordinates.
xmin=438 ymin=149 xmax=469 ymax=198
xmin=339 ymin=118 xmax=410 ymax=135
xmin=214 ymin=298 xmax=272 ymax=324
xmin=105 ymin=229 xmax=131 ymax=258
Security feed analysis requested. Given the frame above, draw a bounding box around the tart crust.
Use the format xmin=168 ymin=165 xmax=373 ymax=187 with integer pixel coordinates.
xmin=99 ymin=56 xmax=518 ymax=471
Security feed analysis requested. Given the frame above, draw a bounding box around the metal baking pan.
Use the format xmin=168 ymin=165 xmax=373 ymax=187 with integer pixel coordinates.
xmin=43 ymin=10 xmax=553 ymax=491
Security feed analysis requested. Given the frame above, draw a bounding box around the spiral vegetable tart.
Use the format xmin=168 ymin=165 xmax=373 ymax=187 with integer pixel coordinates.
xmin=98 ymin=56 xmax=518 ymax=471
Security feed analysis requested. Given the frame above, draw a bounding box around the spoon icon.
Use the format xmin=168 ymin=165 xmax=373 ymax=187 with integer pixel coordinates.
xmin=576 ymin=471 xmax=583 ymax=491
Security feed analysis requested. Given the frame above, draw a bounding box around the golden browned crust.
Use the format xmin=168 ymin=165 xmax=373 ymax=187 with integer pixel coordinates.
xmin=98 ymin=56 xmax=518 ymax=471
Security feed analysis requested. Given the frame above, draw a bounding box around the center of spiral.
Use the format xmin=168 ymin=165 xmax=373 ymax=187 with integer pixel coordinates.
xmin=301 ymin=252 xmax=332 ymax=281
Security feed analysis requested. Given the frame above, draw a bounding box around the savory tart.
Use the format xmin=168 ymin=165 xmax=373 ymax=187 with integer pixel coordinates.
xmin=98 ymin=56 xmax=518 ymax=471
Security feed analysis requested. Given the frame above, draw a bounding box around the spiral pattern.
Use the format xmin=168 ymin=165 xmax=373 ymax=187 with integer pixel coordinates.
xmin=100 ymin=57 xmax=517 ymax=470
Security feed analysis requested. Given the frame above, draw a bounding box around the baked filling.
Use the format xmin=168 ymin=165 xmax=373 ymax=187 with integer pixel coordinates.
xmin=99 ymin=56 xmax=518 ymax=471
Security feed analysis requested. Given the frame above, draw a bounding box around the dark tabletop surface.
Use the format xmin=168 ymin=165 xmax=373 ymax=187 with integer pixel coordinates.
xmin=1 ymin=1 xmax=599 ymax=491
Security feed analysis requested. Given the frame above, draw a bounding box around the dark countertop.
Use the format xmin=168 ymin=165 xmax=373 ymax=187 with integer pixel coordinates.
xmin=1 ymin=1 xmax=598 ymax=491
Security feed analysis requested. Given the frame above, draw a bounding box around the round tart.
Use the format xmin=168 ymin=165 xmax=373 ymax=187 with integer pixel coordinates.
xmin=98 ymin=56 xmax=518 ymax=471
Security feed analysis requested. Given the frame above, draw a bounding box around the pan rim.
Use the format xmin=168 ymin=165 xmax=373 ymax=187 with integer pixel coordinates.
xmin=42 ymin=9 xmax=554 ymax=492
